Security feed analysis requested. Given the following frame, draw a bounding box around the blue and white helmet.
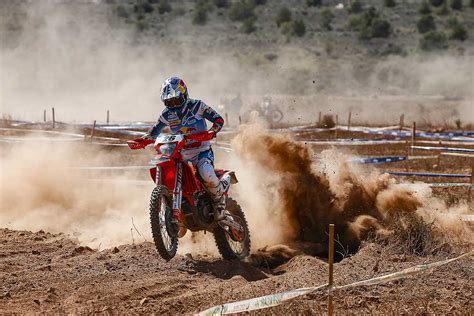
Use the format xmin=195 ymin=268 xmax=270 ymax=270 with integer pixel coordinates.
xmin=160 ymin=76 xmax=188 ymax=109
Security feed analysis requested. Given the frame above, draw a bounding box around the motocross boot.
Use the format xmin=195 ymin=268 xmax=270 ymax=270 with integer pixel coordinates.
xmin=212 ymin=173 xmax=232 ymax=221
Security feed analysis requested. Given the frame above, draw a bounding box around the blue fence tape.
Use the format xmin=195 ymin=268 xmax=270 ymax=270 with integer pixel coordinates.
xmin=386 ymin=171 xmax=471 ymax=178
xmin=411 ymin=146 xmax=474 ymax=153
xmin=355 ymin=156 xmax=407 ymax=164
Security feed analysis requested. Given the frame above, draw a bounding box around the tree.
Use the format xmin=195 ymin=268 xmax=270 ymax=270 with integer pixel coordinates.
xmin=419 ymin=1 xmax=431 ymax=14
xmin=420 ymin=31 xmax=447 ymax=50
xmin=349 ymin=0 xmax=363 ymax=13
xmin=450 ymin=0 xmax=463 ymax=10
xmin=307 ymin=0 xmax=322 ymax=6
xmin=275 ymin=7 xmax=292 ymax=27
xmin=429 ymin=0 xmax=444 ymax=6
xmin=321 ymin=8 xmax=335 ymax=30
xmin=417 ymin=14 xmax=436 ymax=33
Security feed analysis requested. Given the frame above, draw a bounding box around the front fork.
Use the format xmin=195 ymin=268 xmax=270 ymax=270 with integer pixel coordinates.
xmin=172 ymin=161 xmax=183 ymax=221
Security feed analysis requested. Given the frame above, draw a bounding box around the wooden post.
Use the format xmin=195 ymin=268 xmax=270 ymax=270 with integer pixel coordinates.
xmin=225 ymin=113 xmax=229 ymax=128
xmin=347 ymin=112 xmax=352 ymax=131
xmin=238 ymin=116 xmax=242 ymax=125
xmin=318 ymin=111 xmax=322 ymax=126
xmin=106 ymin=110 xmax=110 ymax=124
xmin=43 ymin=110 xmax=46 ymax=123
xmin=399 ymin=114 xmax=404 ymax=132
xmin=469 ymin=164 xmax=473 ymax=202
xmin=334 ymin=115 xmax=338 ymax=139
xmin=410 ymin=121 xmax=416 ymax=156
xmin=52 ymin=107 xmax=55 ymax=129
xmin=328 ymin=224 xmax=335 ymax=316
xmin=90 ymin=120 xmax=97 ymax=141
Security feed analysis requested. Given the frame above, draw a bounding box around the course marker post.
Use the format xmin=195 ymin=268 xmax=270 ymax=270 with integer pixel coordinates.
xmin=238 ymin=115 xmax=242 ymax=125
xmin=469 ymin=164 xmax=473 ymax=202
xmin=318 ymin=111 xmax=322 ymax=126
xmin=52 ymin=107 xmax=55 ymax=129
xmin=347 ymin=112 xmax=352 ymax=131
xmin=43 ymin=109 xmax=46 ymax=123
xmin=107 ymin=110 xmax=110 ymax=124
xmin=225 ymin=113 xmax=229 ymax=128
xmin=410 ymin=121 xmax=416 ymax=156
xmin=334 ymin=115 xmax=339 ymax=139
xmin=328 ymin=224 xmax=335 ymax=316
xmin=399 ymin=114 xmax=404 ymax=132
xmin=90 ymin=120 xmax=97 ymax=141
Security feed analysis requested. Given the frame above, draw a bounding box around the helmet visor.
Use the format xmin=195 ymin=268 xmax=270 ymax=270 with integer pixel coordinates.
xmin=164 ymin=96 xmax=185 ymax=108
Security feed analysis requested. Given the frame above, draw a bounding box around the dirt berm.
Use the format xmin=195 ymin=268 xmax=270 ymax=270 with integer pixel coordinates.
xmin=1 ymin=228 xmax=472 ymax=314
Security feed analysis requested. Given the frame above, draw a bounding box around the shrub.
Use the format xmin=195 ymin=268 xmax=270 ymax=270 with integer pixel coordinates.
xmin=275 ymin=7 xmax=292 ymax=27
xmin=448 ymin=18 xmax=468 ymax=41
xmin=437 ymin=2 xmax=449 ymax=14
xmin=136 ymin=20 xmax=149 ymax=32
xmin=471 ymin=0 xmax=474 ymax=8
xmin=292 ymin=19 xmax=306 ymax=36
xmin=158 ymin=0 xmax=172 ymax=14
xmin=116 ymin=5 xmax=129 ymax=18
xmin=347 ymin=14 xmax=364 ymax=30
xmin=213 ymin=0 xmax=229 ymax=8
xmin=370 ymin=18 xmax=391 ymax=38
xmin=321 ymin=8 xmax=335 ymax=30
xmin=417 ymin=14 xmax=436 ymax=33
xmin=420 ymin=31 xmax=447 ymax=50
xmin=193 ymin=5 xmax=208 ymax=25
xmin=348 ymin=0 xmax=363 ymax=14
xmin=252 ymin=0 xmax=267 ymax=5
xmin=306 ymin=0 xmax=322 ymax=6
xmin=419 ymin=1 xmax=431 ymax=14
xmin=450 ymin=0 xmax=463 ymax=10
xmin=384 ymin=0 xmax=396 ymax=7
xmin=429 ymin=0 xmax=444 ymax=6
xmin=229 ymin=1 xmax=255 ymax=22
xmin=241 ymin=17 xmax=256 ymax=33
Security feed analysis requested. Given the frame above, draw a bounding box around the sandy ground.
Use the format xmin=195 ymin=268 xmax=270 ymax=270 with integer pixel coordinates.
xmin=0 ymin=228 xmax=472 ymax=314
xmin=1 ymin=124 xmax=473 ymax=314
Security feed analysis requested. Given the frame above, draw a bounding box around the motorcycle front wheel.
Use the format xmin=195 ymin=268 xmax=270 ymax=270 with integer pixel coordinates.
xmin=149 ymin=186 xmax=178 ymax=261
xmin=213 ymin=197 xmax=251 ymax=260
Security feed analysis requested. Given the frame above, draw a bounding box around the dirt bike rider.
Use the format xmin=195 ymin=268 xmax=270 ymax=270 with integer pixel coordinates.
xmin=142 ymin=76 xmax=230 ymax=222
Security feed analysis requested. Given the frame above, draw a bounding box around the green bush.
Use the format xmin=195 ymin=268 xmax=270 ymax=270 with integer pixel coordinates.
xmin=116 ymin=5 xmax=129 ymax=18
xmin=349 ymin=0 xmax=363 ymax=13
xmin=158 ymin=0 xmax=172 ymax=14
xmin=280 ymin=20 xmax=306 ymax=37
xmin=448 ymin=18 xmax=468 ymax=40
xmin=429 ymin=0 xmax=444 ymax=6
xmin=384 ymin=0 xmax=396 ymax=7
xmin=437 ymin=2 xmax=449 ymax=14
xmin=347 ymin=14 xmax=364 ymax=30
xmin=136 ymin=20 xmax=149 ymax=32
xmin=193 ymin=4 xmax=208 ymax=25
xmin=419 ymin=1 xmax=432 ymax=14
xmin=417 ymin=14 xmax=436 ymax=33
xmin=134 ymin=3 xmax=153 ymax=14
xmin=275 ymin=7 xmax=292 ymax=27
xmin=213 ymin=0 xmax=229 ymax=8
xmin=420 ymin=31 xmax=447 ymax=50
xmin=252 ymin=0 xmax=267 ymax=5
xmin=370 ymin=18 xmax=391 ymax=38
xmin=471 ymin=0 xmax=474 ymax=8
xmin=293 ymin=19 xmax=306 ymax=36
xmin=241 ymin=17 xmax=256 ymax=33
xmin=321 ymin=8 xmax=335 ymax=30
xmin=229 ymin=1 xmax=255 ymax=22
xmin=450 ymin=0 xmax=462 ymax=10
xmin=306 ymin=0 xmax=322 ymax=6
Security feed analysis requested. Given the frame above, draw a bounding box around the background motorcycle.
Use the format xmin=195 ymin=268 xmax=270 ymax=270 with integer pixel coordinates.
xmin=127 ymin=131 xmax=251 ymax=261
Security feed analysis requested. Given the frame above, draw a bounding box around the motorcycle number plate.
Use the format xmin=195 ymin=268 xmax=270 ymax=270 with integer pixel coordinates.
xmin=154 ymin=134 xmax=184 ymax=146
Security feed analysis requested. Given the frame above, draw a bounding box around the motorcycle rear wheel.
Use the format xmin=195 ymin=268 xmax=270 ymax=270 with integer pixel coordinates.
xmin=213 ymin=197 xmax=251 ymax=260
xmin=149 ymin=186 xmax=178 ymax=261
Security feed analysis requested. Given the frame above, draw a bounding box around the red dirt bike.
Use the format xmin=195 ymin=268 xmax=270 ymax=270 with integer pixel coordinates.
xmin=127 ymin=131 xmax=250 ymax=261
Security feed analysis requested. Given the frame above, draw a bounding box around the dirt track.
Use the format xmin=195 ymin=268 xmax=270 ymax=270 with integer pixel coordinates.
xmin=1 ymin=228 xmax=472 ymax=314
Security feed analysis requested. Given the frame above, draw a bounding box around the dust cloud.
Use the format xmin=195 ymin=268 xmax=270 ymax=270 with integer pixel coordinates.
xmin=0 ymin=140 xmax=152 ymax=249
xmin=231 ymin=126 xmax=472 ymax=265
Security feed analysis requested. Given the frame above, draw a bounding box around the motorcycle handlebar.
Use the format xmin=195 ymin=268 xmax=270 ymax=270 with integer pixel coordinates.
xmin=127 ymin=138 xmax=154 ymax=150
xmin=185 ymin=131 xmax=215 ymax=142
